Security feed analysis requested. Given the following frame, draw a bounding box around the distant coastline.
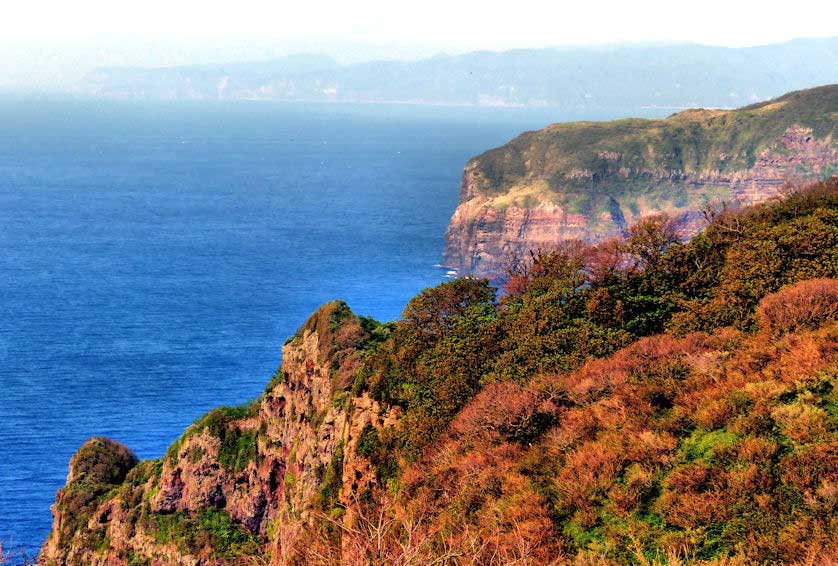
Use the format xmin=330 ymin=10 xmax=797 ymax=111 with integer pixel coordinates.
xmin=78 ymin=38 xmax=838 ymax=110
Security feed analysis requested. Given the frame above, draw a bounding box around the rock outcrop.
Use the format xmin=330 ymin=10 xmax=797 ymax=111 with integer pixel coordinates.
xmin=443 ymin=85 xmax=838 ymax=277
xmin=39 ymin=301 xmax=398 ymax=566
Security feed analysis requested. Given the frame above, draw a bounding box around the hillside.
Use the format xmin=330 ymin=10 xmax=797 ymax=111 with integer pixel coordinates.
xmin=40 ymin=178 xmax=838 ymax=564
xmin=80 ymin=38 xmax=838 ymax=109
xmin=443 ymin=84 xmax=838 ymax=277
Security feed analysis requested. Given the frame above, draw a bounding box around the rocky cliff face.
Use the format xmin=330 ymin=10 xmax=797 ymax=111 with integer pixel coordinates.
xmin=443 ymin=85 xmax=838 ymax=277
xmin=39 ymin=301 xmax=398 ymax=566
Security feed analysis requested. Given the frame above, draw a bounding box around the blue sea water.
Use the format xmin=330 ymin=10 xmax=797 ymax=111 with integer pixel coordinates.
xmin=0 ymin=97 xmax=665 ymax=557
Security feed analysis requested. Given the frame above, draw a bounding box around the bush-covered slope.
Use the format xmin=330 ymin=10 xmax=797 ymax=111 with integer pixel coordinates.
xmin=40 ymin=178 xmax=838 ymax=565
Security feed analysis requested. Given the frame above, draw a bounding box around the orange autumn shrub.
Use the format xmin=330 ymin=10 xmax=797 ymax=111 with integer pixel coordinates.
xmin=757 ymin=278 xmax=838 ymax=336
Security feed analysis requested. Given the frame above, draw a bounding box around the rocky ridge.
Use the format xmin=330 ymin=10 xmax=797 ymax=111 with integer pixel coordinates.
xmin=81 ymin=38 xmax=838 ymax=109
xmin=39 ymin=301 xmax=397 ymax=565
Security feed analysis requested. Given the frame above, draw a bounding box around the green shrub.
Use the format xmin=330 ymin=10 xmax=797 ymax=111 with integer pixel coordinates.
xmin=151 ymin=509 xmax=260 ymax=559
xmin=356 ymin=423 xmax=379 ymax=459
xmin=319 ymin=441 xmax=344 ymax=511
xmin=165 ymin=401 xmax=260 ymax=472
xmin=683 ymin=429 xmax=739 ymax=463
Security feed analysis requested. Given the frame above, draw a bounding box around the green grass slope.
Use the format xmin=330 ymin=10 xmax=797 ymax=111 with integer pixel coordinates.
xmin=469 ymin=85 xmax=837 ymax=200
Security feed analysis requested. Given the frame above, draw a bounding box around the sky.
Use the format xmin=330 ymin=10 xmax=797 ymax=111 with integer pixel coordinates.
xmin=1 ymin=0 xmax=836 ymax=90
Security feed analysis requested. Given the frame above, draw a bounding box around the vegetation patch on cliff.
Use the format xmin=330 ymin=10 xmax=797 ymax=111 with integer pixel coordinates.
xmin=165 ymin=401 xmax=260 ymax=472
xmin=151 ymin=509 xmax=260 ymax=560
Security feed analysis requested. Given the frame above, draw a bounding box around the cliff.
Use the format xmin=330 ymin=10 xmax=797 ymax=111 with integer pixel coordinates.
xmin=443 ymin=84 xmax=838 ymax=277
xmin=39 ymin=301 xmax=399 ymax=565
xmin=39 ymin=175 xmax=838 ymax=565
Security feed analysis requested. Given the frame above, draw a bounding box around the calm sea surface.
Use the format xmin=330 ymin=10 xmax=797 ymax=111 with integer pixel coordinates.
xmin=0 ymin=97 xmax=665 ymax=556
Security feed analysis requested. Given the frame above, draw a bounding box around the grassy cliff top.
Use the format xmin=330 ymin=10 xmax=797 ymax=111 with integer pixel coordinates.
xmin=469 ymin=84 xmax=838 ymax=197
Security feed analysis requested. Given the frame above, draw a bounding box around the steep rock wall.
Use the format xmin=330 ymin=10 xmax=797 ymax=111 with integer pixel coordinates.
xmin=39 ymin=302 xmax=397 ymax=566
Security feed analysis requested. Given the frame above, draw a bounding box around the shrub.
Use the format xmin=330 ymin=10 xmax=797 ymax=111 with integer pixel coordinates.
xmin=151 ymin=509 xmax=260 ymax=559
xmin=625 ymin=213 xmax=680 ymax=271
xmin=757 ymin=278 xmax=838 ymax=336
xmin=165 ymin=401 xmax=260 ymax=472
xmin=319 ymin=441 xmax=344 ymax=511
xmin=356 ymin=423 xmax=380 ymax=458
xmin=401 ymin=277 xmax=496 ymax=336
xmin=68 ymin=437 xmax=138 ymax=485
xmin=450 ymin=381 xmax=556 ymax=445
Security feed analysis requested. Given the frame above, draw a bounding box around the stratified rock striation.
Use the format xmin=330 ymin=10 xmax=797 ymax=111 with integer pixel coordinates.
xmin=443 ymin=85 xmax=838 ymax=277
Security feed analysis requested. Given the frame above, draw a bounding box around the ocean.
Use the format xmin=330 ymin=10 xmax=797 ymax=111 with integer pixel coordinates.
xmin=0 ymin=97 xmax=664 ymax=557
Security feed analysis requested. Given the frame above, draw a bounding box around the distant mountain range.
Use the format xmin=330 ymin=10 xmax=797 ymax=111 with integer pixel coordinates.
xmin=80 ymin=38 xmax=838 ymax=109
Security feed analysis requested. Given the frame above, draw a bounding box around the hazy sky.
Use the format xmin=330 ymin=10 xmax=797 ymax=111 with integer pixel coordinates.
xmin=1 ymin=0 xmax=836 ymax=90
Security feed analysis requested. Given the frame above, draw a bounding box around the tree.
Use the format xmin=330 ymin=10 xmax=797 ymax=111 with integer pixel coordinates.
xmin=401 ymin=278 xmax=496 ymax=336
xmin=626 ymin=214 xmax=680 ymax=272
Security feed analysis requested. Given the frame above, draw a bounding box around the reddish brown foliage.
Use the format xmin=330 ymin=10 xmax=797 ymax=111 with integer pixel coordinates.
xmin=402 ymin=277 xmax=495 ymax=335
xmin=757 ymin=278 xmax=838 ymax=337
xmin=396 ymin=314 xmax=838 ymax=563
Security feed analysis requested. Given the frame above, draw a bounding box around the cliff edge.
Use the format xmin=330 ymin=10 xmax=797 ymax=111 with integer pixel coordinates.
xmin=39 ymin=301 xmax=399 ymax=565
xmin=443 ymin=84 xmax=838 ymax=277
